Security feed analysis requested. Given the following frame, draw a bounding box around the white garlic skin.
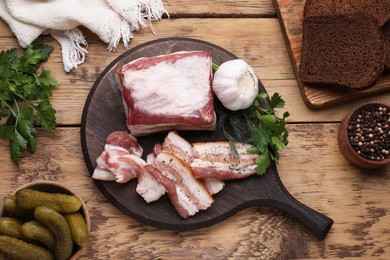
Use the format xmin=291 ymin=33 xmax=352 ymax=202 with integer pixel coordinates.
xmin=212 ymin=59 xmax=259 ymax=111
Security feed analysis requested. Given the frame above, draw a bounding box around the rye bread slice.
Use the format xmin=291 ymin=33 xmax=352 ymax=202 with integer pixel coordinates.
xmin=384 ymin=21 xmax=390 ymax=71
xmin=300 ymin=15 xmax=384 ymax=90
xmin=304 ymin=0 xmax=390 ymax=26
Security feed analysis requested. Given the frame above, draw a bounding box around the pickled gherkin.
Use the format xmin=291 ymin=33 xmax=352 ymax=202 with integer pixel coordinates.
xmin=3 ymin=195 xmax=35 ymax=220
xmin=21 ymin=220 xmax=56 ymax=252
xmin=34 ymin=206 xmax=73 ymax=260
xmin=16 ymin=189 xmax=81 ymax=213
xmin=0 ymin=235 xmax=54 ymax=260
xmin=64 ymin=212 xmax=90 ymax=247
xmin=0 ymin=217 xmax=25 ymax=240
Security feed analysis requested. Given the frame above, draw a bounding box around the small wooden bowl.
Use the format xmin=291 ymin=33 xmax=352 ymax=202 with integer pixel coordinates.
xmin=338 ymin=101 xmax=390 ymax=169
xmin=0 ymin=181 xmax=90 ymax=260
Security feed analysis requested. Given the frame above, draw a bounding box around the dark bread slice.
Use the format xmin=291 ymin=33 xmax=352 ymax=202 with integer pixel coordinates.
xmin=300 ymin=15 xmax=384 ymax=90
xmin=304 ymin=0 xmax=390 ymax=26
xmin=384 ymin=21 xmax=390 ymax=71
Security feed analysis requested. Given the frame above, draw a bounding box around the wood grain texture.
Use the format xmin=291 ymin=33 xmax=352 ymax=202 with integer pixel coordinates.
xmin=1 ymin=0 xmax=390 ymax=258
xmin=2 ymin=19 xmax=389 ymax=127
xmin=274 ymin=0 xmax=390 ymax=108
xmin=0 ymin=126 xmax=389 ymax=259
xmin=164 ymin=0 xmax=275 ymax=17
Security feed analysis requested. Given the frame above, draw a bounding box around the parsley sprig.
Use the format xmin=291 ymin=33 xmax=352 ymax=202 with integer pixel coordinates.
xmin=214 ymin=74 xmax=289 ymax=175
xmin=0 ymin=38 xmax=57 ymax=165
xmin=248 ymin=92 xmax=289 ymax=174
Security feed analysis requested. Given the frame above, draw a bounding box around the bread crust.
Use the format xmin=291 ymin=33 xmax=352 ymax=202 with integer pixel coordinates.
xmin=383 ymin=21 xmax=390 ymax=71
xmin=304 ymin=0 xmax=390 ymax=26
xmin=300 ymin=15 xmax=384 ymax=90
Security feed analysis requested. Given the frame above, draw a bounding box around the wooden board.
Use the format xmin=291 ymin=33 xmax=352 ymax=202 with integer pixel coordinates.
xmin=80 ymin=37 xmax=333 ymax=239
xmin=273 ymin=0 xmax=390 ymax=109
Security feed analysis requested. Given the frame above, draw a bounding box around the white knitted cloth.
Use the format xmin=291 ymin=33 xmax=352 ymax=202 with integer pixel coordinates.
xmin=1 ymin=0 xmax=168 ymax=72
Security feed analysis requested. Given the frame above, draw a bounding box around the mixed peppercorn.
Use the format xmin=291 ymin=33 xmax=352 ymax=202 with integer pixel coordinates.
xmin=348 ymin=105 xmax=389 ymax=161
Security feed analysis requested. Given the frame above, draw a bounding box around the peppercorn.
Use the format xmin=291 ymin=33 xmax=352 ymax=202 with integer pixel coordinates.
xmin=348 ymin=105 xmax=390 ymax=161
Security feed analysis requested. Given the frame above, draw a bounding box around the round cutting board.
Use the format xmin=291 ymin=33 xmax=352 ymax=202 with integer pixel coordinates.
xmin=81 ymin=37 xmax=333 ymax=238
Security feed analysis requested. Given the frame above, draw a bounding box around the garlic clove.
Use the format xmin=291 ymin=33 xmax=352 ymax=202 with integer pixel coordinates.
xmin=212 ymin=59 xmax=259 ymax=111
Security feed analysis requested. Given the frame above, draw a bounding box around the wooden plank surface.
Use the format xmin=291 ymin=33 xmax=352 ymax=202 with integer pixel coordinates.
xmin=164 ymin=0 xmax=275 ymax=17
xmin=0 ymin=126 xmax=389 ymax=259
xmin=1 ymin=0 xmax=390 ymax=259
xmin=1 ymin=19 xmax=388 ymax=126
xmin=274 ymin=0 xmax=390 ymax=108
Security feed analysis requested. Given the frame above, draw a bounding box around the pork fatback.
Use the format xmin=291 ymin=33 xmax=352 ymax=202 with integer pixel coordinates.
xmin=116 ymin=51 xmax=216 ymax=136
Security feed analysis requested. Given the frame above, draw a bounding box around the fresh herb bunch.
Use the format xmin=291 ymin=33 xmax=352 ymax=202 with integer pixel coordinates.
xmin=213 ymin=64 xmax=289 ymax=175
xmin=248 ymin=92 xmax=289 ymax=174
xmin=0 ymin=38 xmax=57 ymax=165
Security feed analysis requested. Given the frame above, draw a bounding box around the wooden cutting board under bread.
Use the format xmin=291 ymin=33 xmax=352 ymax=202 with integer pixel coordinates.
xmin=273 ymin=0 xmax=390 ymax=109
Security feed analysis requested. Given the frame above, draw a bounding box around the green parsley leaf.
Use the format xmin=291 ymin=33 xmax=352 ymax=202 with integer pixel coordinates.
xmin=38 ymin=70 xmax=57 ymax=89
xmin=36 ymin=99 xmax=56 ymax=131
xmin=0 ymin=125 xmax=14 ymax=140
xmin=17 ymin=47 xmax=42 ymax=74
xmin=30 ymin=38 xmax=53 ymax=62
xmin=0 ymin=38 xmax=57 ymax=165
xmin=35 ymin=70 xmax=57 ymax=98
xmin=257 ymin=92 xmax=268 ymax=100
xmin=255 ymin=150 xmax=271 ymax=175
xmin=10 ymin=129 xmax=28 ymax=166
xmin=17 ymin=107 xmax=37 ymax=153
xmin=268 ymin=92 xmax=285 ymax=109
xmin=271 ymin=136 xmax=286 ymax=150
xmin=0 ymin=110 xmax=9 ymax=120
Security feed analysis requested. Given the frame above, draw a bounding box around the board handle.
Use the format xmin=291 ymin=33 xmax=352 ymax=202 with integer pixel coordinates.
xmin=274 ymin=190 xmax=334 ymax=239
xmin=263 ymin=165 xmax=334 ymax=239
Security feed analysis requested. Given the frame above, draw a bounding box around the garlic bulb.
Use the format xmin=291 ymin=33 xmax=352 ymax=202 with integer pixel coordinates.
xmin=212 ymin=59 xmax=259 ymax=111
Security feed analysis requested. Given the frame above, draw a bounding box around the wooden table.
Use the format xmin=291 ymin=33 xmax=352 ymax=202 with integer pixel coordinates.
xmin=1 ymin=0 xmax=389 ymax=259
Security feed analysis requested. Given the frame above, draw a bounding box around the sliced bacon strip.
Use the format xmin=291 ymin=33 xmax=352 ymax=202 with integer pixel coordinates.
xmin=136 ymin=169 xmax=166 ymax=203
xmin=92 ymin=167 xmax=116 ymax=181
xmin=93 ymin=131 xmax=144 ymax=182
xmin=191 ymin=142 xmax=258 ymax=180
xmin=136 ymin=153 xmax=166 ymax=203
xmin=147 ymin=152 xmax=214 ymax=218
xmin=92 ymin=130 xmax=258 ymax=218
xmin=92 ymin=150 xmax=117 ymax=181
xmin=104 ymin=146 xmax=145 ymax=183
xmin=106 ymin=130 xmax=143 ymax=157
xmin=161 ymin=131 xmax=225 ymax=195
xmin=145 ymin=165 xmax=197 ymax=218
xmin=152 ymin=143 xmax=162 ymax=157
xmin=161 ymin=131 xmax=193 ymax=164
xmin=202 ymin=178 xmax=225 ymax=195
xmin=93 ymin=133 xmax=166 ymax=202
